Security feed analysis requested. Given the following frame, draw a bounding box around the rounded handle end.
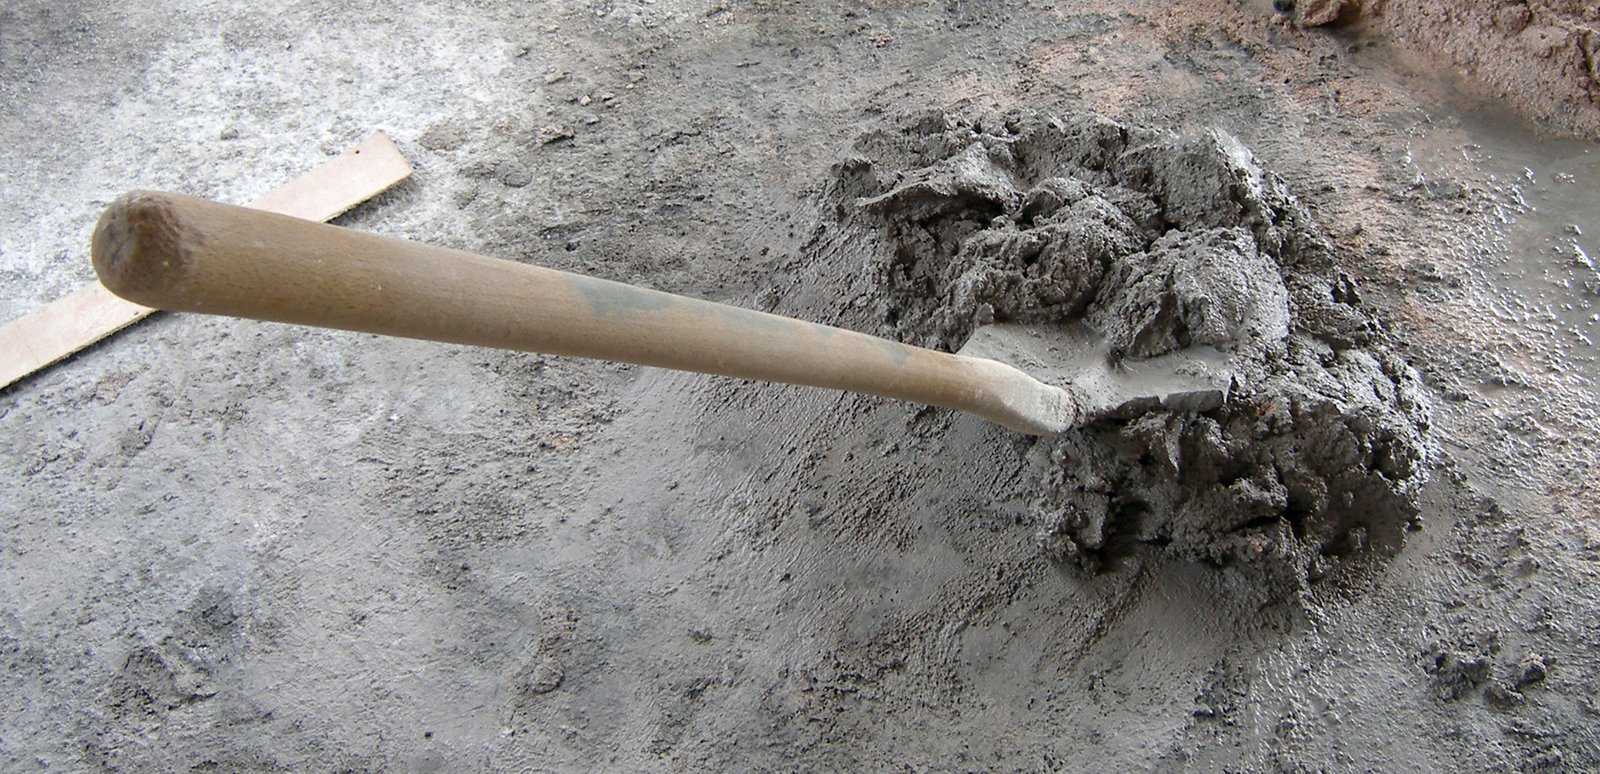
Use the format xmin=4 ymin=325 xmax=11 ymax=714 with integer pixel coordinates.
xmin=92 ymin=191 xmax=192 ymax=307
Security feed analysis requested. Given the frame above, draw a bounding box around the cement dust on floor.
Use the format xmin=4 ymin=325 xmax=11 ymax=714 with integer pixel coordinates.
xmin=2 ymin=1 xmax=1599 ymax=771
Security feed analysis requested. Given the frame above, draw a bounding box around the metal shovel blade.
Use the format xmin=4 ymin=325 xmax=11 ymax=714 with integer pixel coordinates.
xmin=957 ymin=322 xmax=1232 ymax=422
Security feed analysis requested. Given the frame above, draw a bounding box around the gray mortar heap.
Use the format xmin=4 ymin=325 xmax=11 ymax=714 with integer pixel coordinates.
xmin=826 ymin=110 xmax=1433 ymax=594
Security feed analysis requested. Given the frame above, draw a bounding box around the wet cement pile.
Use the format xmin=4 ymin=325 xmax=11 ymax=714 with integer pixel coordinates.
xmin=826 ymin=110 xmax=1434 ymax=593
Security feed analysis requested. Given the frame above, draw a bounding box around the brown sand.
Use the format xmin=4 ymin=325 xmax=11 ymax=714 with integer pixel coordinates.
xmin=1290 ymin=0 xmax=1600 ymax=137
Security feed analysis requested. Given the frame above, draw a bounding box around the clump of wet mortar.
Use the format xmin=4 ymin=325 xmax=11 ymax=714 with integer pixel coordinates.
xmin=826 ymin=110 xmax=1433 ymax=594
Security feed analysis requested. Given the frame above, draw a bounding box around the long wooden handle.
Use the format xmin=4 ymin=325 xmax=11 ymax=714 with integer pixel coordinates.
xmin=91 ymin=191 xmax=1077 ymax=434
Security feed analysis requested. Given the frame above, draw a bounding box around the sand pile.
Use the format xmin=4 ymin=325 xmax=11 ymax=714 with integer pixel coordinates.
xmin=826 ymin=110 xmax=1433 ymax=593
xmin=1281 ymin=0 xmax=1600 ymax=139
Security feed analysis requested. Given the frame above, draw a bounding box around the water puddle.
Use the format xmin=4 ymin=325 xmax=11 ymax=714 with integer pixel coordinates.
xmin=1466 ymin=113 xmax=1598 ymax=362
xmin=1400 ymin=107 xmax=1600 ymax=387
xmin=1335 ymin=37 xmax=1600 ymax=512
xmin=1375 ymin=81 xmax=1600 ymax=514
xmin=1346 ymin=32 xmax=1600 ymax=391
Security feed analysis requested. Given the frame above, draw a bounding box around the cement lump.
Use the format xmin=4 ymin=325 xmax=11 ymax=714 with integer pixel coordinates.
xmin=830 ymin=110 xmax=1433 ymax=593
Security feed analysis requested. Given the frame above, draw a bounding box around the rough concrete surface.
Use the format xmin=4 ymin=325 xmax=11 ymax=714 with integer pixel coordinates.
xmin=2 ymin=1 xmax=1599 ymax=771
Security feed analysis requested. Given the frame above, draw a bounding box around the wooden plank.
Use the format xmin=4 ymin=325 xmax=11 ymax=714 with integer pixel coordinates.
xmin=0 ymin=131 xmax=413 ymax=390
xmin=247 ymin=132 xmax=413 ymax=222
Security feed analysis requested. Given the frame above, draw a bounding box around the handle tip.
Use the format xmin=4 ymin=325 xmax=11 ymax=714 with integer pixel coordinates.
xmin=92 ymin=191 xmax=190 ymax=307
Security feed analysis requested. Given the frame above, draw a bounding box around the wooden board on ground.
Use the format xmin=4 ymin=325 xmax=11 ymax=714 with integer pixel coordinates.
xmin=0 ymin=131 xmax=413 ymax=390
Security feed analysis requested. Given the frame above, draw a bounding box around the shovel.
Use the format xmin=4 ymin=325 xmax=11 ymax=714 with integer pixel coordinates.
xmin=90 ymin=191 xmax=1228 ymax=435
